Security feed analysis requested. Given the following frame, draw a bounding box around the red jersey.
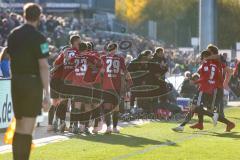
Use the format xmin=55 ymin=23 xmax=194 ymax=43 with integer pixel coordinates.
xmin=51 ymin=48 xmax=79 ymax=80
xmin=83 ymin=52 xmax=102 ymax=83
xmin=101 ymin=53 xmax=126 ymax=91
xmin=211 ymin=60 xmax=226 ymax=88
xmin=51 ymin=50 xmax=64 ymax=80
xmin=65 ymin=52 xmax=101 ymax=87
xmin=197 ymin=60 xmax=218 ymax=94
xmin=89 ymin=51 xmax=101 ymax=57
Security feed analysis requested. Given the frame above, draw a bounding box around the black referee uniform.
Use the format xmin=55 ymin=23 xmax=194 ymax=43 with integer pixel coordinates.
xmin=7 ymin=23 xmax=49 ymax=119
xmin=7 ymin=3 xmax=50 ymax=160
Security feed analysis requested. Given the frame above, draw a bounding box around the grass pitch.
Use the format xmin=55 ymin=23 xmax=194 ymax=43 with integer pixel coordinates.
xmin=1 ymin=107 xmax=240 ymax=160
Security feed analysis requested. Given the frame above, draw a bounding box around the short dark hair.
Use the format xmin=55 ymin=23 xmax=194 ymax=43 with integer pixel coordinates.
xmin=70 ymin=35 xmax=80 ymax=45
xmin=23 ymin=3 xmax=42 ymax=22
xmin=86 ymin=42 xmax=93 ymax=51
xmin=155 ymin=47 xmax=164 ymax=53
xmin=191 ymin=73 xmax=200 ymax=81
xmin=107 ymin=43 xmax=118 ymax=52
xmin=79 ymin=42 xmax=88 ymax=52
xmin=90 ymin=41 xmax=94 ymax=50
xmin=139 ymin=50 xmax=152 ymax=59
xmin=207 ymin=44 xmax=218 ymax=55
xmin=201 ymin=50 xmax=211 ymax=60
xmin=143 ymin=50 xmax=152 ymax=56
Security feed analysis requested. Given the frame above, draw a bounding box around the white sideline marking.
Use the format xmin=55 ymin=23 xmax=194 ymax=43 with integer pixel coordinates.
xmin=112 ymin=133 xmax=202 ymax=160
xmin=0 ymin=120 xmax=149 ymax=154
xmin=0 ymin=135 xmax=71 ymax=154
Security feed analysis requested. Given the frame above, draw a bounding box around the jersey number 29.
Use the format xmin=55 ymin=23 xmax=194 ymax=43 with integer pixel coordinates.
xmin=106 ymin=59 xmax=120 ymax=74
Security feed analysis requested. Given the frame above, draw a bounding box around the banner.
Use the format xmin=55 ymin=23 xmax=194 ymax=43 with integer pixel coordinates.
xmin=0 ymin=79 xmax=14 ymax=129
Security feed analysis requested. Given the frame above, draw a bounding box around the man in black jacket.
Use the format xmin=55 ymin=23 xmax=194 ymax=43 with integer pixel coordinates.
xmin=180 ymin=71 xmax=198 ymax=98
xmin=150 ymin=47 xmax=168 ymax=80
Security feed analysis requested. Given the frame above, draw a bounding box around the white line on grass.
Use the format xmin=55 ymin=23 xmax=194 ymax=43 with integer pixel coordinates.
xmin=112 ymin=133 xmax=203 ymax=160
xmin=112 ymin=123 xmax=235 ymax=160
xmin=0 ymin=120 xmax=150 ymax=154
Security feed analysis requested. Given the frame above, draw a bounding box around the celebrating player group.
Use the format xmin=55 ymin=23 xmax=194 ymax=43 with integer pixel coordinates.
xmin=173 ymin=44 xmax=235 ymax=132
xmin=49 ymin=35 xmax=132 ymax=134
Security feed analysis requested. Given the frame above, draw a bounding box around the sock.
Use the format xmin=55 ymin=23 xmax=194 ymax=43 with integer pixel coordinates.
xmin=93 ymin=107 xmax=100 ymax=128
xmin=48 ymin=105 xmax=56 ymax=125
xmin=218 ymin=115 xmax=231 ymax=125
xmin=113 ymin=111 xmax=119 ymax=128
xmin=73 ymin=121 xmax=78 ymax=127
xmin=84 ymin=112 xmax=90 ymax=128
xmin=69 ymin=122 xmax=73 ymax=128
xmin=104 ymin=109 xmax=111 ymax=127
xmin=198 ymin=114 xmax=204 ymax=124
xmin=12 ymin=132 xmax=32 ymax=160
xmin=60 ymin=105 xmax=67 ymax=121
xmin=70 ymin=107 xmax=78 ymax=126
xmin=195 ymin=107 xmax=213 ymax=118
xmin=94 ymin=118 xmax=99 ymax=128
xmin=130 ymin=95 xmax=135 ymax=107
xmin=56 ymin=101 xmax=67 ymax=121
xmin=180 ymin=111 xmax=193 ymax=127
xmin=92 ymin=107 xmax=100 ymax=119
xmin=78 ymin=104 xmax=86 ymax=123
xmin=85 ymin=122 xmax=89 ymax=129
xmin=70 ymin=112 xmax=78 ymax=126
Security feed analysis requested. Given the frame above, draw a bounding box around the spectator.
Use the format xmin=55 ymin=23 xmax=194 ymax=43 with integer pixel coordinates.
xmin=233 ymin=59 xmax=240 ymax=78
xmin=0 ymin=18 xmax=11 ymax=41
xmin=0 ymin=47 xmax=10 ymax=78
xmin=10 ymin=13 xmax=20 ymax=28
xmin=151 ymin=47 xmax=168 ymax=80
xmin=172 ymin=64 xmax=181 ymax=75
xmin=180 ymin=71 xmax=198 ymax=98
xmin=221 ymin=53 xmax=229 ymax=66
xmin=125 ymin=54 xmax=133 ymax=65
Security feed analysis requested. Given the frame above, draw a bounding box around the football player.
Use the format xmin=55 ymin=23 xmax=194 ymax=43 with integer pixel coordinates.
xmin=101 ymin=43 xmax=131 ymax=134
xmin=49 ymin=35 xmax=81 ymax=132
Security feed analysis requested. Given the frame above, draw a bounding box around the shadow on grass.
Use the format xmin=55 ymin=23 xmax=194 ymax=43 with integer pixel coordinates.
xmin=156 ymin=117 xmax=213 ymax=125
xmin=71 ymin=133 xmax=179 ymax=147
xmin=208 ymin=131 xmax=240 ymax=140
xmin=182 ymin=130 xmax=240 ymax=140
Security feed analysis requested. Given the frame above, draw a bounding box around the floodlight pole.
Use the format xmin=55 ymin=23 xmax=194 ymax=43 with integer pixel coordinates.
xmin=199 ymin=0 xmax=217 ymax=51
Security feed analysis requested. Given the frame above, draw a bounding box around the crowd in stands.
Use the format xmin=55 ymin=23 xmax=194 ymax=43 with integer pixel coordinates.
xmin=0 ymin=10 xmax=80 ymax=47
xmin=0 ymin=10 xmax=238 ymax=80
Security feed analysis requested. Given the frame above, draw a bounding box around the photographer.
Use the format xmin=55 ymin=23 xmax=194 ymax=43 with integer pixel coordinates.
xmin=180 ymin=71 xmax=198 ymax=98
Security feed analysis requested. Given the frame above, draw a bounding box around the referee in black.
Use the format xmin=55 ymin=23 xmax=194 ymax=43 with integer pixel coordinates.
xmin=7 ymin=3 xmax=51 ymax=160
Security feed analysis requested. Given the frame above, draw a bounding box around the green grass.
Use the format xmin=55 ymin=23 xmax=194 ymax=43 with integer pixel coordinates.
xmin=1 ymin=107 xmax=240 ymax=160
